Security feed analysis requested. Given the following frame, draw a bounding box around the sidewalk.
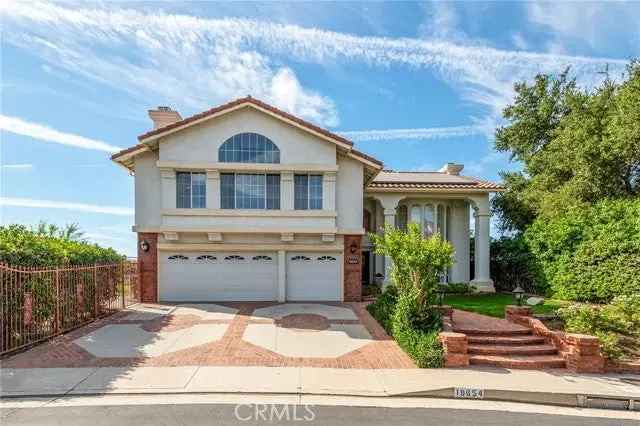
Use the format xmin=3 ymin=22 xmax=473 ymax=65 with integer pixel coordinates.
xmin=2 ymin=366 xmax=639 ymax=409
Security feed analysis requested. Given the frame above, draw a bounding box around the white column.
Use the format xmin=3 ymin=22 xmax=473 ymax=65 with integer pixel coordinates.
xmin=278 ymin=250 xmax=286 ymax=302
xmin=160 ymin=168 xmax=176 ymax=209
xmin=449 ymin=201 xmax=470 ymax=283
xmin=281 ymin=172 xmax=294 ymax=210
xmin=383 ymin=208 xmax=396 ymax=287
xmin=470 ymin=195 xmax=495 ymax=292
xmin=206 ymin=169 xmax=220 ymax=209
xmin=433 ymin=203 xmax=439 ymax=235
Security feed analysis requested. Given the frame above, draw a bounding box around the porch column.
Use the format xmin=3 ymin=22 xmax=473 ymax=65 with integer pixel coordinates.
xmin=383 ymin=208 xmax=396 ymax=286
xmin=470 ymin=196 xmax=495 ymax=292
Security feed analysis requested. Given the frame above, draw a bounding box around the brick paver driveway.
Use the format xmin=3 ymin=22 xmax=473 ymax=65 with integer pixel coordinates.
xmin=2 ymin=302 xmax=415 ymax=369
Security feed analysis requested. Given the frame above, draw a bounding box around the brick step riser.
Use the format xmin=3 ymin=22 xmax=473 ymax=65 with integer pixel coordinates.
xmin=469 ymin=356 xmax=566 ymax=369
xmin=467 ymin=336 xmax=547 ymax=346
xmin=468 ymin=346 xmax=558 ymax=356
xmin=453 ymin=329 xmax=532 ymax=336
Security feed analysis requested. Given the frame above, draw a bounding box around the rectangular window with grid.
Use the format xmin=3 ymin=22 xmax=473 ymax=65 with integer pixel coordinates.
xmin=176 ymin=172 xmax=206 ymax=208
xmin=220 ymin=173 xmax=280 ymax=210
xmin=294 ymin=174 xmax=323 ymax=210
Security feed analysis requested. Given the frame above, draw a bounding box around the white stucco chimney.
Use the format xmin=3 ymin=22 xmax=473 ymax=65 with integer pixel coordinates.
xmin=148 ymin=106 xmax=182 ymax=129
xmin=439 ymin=162 xmax=464 ymax=175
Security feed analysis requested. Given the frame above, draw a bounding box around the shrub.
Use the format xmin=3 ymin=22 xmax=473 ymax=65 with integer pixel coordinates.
xmin=559 ymin=294 xmax=640 ymax=359
xmin=370 ymin=223 xmax=454 ymax=308
xmin=490 ymin=235 xmax=545 ymax=294
xmin=366 ymin=285 xmax=397 ymax=334
xmin=392 ymin=289 xmax=443 ymax=367
xmin=525 ymin=199 xmax=640 ymax=303
xmin=442 ymin=282 xmax=474 ymax=294
xmin=0 ymin=225 xmax=124 ymax=267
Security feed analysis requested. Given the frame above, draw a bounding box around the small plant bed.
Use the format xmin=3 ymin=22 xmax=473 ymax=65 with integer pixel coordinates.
xmin=443 ymin=293 xmax=568 ymax=318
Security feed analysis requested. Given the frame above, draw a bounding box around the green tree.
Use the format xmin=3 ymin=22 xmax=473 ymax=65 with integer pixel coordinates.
xmin=32 ymin=221 xmax=85 ymax=241
xmin=492 ymin=62 xmax=640 ymax=232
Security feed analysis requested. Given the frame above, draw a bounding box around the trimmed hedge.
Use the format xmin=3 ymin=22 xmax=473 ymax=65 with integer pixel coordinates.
xmin=367 ymin=286 xmax=444 ymax=368
xmin=524 ymin=199 xmax=640 ymax=303
xmin=0 ymin=225 xmax=124 ymax=267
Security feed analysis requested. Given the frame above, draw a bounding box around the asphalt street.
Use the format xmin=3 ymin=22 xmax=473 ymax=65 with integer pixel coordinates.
xmin=2 ymin=403 xmax=638 ymax=426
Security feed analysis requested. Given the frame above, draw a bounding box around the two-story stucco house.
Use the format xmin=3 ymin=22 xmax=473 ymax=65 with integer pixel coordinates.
xmin=111 ymin=97 xmax=502 ymax=303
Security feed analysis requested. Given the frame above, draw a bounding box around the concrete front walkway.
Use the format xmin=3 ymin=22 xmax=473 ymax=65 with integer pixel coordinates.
xmin=1 ymin=366 xmax=639 ymax=408
xmin=1 ymin=302 xmax=414 ymax=370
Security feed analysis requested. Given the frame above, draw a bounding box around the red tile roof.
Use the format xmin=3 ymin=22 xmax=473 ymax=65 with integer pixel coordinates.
xmin=137 ymin=96 xmax=355 ymax=148
xmin=367 ymin=171 xmax=503 ymax=191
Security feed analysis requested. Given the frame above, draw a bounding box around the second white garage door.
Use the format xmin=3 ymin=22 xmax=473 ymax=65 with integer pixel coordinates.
xmin=286 ymin=253 xmax=342 ymax=301
xmin=159 ymin=252 xmax=278 ymax=302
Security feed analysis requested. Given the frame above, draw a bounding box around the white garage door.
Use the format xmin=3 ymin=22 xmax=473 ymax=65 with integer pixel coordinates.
xmin=286 ymin=253 xmax=342 ymax=301
xmin=159 ymin=252 xmax=278 ymax=302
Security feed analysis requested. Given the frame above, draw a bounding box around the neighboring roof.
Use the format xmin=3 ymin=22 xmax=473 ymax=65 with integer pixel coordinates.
xmin=367 ymin=170 xmax=503 ymax=192
xmin=111 ymin=96 xmax=383 ymax=171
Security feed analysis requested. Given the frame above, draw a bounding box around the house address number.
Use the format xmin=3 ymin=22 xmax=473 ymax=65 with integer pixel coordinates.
xmin=454 ymin=387 xmax=484 ymax=399
xmin=347 ymin=255 xmax=359 ymax=264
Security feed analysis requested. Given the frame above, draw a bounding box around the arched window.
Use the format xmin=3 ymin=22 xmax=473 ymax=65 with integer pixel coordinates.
xmin=219 ymin=133 xmax=280 ymax=163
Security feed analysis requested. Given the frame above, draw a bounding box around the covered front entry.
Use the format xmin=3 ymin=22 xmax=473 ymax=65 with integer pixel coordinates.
xmin=159 ymin=251 xmax=278 ymax=302
xmin=286 ymin=252 xmax=342 ymax=301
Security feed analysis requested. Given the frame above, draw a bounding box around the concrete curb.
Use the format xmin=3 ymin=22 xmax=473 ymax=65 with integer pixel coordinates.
xmin=2 ymin=387 xmax=639 ymax=411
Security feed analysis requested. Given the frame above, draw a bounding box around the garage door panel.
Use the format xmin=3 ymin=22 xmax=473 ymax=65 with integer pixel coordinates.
xmin=286 ymin=252 xmax=341 ymax=301
xmin=159 ymin=252 xmax=277 ymax=302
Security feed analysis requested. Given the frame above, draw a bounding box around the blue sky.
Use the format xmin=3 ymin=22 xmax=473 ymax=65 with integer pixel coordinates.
xmin=1 ymin=1 xmax=638 ymax=256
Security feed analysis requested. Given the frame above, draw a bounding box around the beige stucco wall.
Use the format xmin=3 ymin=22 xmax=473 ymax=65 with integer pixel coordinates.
xmin=133 ymin=106 xmax=366 ymax=236
xmin=134 ymin=151 xmax=161 ymax=229
xmin=159 ymin=108 xmax=336 ymax=165
xmin=335 ymin=155 xmax=364 ymax=231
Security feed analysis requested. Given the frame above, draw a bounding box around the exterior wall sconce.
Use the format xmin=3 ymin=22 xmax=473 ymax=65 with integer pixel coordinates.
xmin=140 ymin=240 xmax=150 ymax=252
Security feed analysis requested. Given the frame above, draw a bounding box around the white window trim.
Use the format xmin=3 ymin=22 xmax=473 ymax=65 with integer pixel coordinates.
xmin=177 ymin=171 xmax=206 ymax=209
xmin=294 ymin=174 xmax=323 ymax=210
xmin=221 ymin=172 xmax=281 ymax=210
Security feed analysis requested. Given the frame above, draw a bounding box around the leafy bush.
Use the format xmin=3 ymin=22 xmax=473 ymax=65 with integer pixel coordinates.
xmin=524 ymin=199 xmax=640 ymax=303
xmin=490 ymin=235 xmax=545 ymax=294
xmin=366 ymin=285 xmax=397 ymax=333
xmin=442 ymin=282 xmax=474 ymax=294
xmin=0 ymin=225 xmax=124 ymax=266
xmin=370 ymin=223 xmax=454 ymax=308
xmin=559 ymin=294 xmax=640 ymax=359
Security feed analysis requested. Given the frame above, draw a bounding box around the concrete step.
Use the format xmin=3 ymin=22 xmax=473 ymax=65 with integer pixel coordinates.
xmin=453 ymin=328 xmax=532 ymax=336
xmin=469 ymin=354 xmax=566 ymax=369
xmin=468 ymin=344 xmax=558 ymax=356
xmin=467 ymin=335 xmax=546 ymax=345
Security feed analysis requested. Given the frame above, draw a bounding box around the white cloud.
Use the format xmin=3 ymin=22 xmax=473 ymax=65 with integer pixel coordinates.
xmin=526 ymin=2 xmax=640 ymax=53
xmin=1 ymin=164 xmax=33 ymax=169
xmin=0 ymin=197 xmax=134 ymax=216
xmin=0 ymin=2 xmax=624 ymax=126
xmin=340 ymin=125 xmax=480 ymax=142
xmin=0 ymin=115 xmax=122 ymax=153
xmin=511 ymin=33 xmax=529 ymax=51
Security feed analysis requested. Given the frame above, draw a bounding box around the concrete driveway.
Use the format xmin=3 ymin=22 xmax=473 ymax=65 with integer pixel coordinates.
xmin=2 ymin=302 xmax=415 ymax=370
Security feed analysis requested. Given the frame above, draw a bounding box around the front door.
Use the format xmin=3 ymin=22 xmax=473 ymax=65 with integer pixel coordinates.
xmin=361 ymin=251 xmax=371 ymax=285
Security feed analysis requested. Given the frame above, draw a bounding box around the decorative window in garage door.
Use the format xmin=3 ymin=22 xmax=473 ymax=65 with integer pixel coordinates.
xmin=290 ymin=255 xmax=311 ymax=262
xmin=317 ymin=255 xmax=337 ymax=262
xmin=195 ymin=255 xmax=217 ymax=262
xmin=167 ymin=254 xmax=189 ymax=262
xmin=252 ymin=255 xmax=273 ymax=262
xmin=224 ymin=255 xmax=246 ymax=262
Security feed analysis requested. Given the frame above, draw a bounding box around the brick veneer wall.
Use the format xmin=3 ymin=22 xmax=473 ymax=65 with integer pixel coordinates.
xmin=343 ymin=235 xmax=362 ymax=302
xmin=137 ymin=233 xmax=158 ymax=303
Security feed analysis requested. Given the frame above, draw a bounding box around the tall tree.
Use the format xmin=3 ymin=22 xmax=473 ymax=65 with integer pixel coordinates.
xmin=492 ymin=62 xmax=640 ymax=233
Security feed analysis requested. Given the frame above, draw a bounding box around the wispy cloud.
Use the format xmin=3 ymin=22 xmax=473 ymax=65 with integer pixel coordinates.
xmin=1 ymin=164 xmax=33 ymax=169
xmin=0 ymin=115 xmax=122 ymax=153
xmin=341 ymin=125 xmax=480 ymax=142
xmin=1 ymin=2 xmax=624 ymax=127
xmin=0 ymin=197 xmax=133 ymax=216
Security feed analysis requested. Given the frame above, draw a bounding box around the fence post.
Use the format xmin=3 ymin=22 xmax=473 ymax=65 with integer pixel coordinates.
xmin=120 ymin=263 xmax=125 ymax=309
xmin=54 ymin=268 xmax=61 ymax=333
xmin=93 ymin=263 xmax=98 ymax=318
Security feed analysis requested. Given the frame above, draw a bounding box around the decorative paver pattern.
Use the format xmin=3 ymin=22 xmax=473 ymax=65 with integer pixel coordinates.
xmin=2 ymin=302 xmax=415 ymax=369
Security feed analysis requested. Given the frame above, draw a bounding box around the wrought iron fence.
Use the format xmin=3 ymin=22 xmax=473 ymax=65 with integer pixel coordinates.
xmin=0 ymin=261 xmax=139 ymax=356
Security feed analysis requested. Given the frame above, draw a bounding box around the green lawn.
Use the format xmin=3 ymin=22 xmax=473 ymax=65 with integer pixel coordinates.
xmin=442 ymin=293 xmax=568 ymax=318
